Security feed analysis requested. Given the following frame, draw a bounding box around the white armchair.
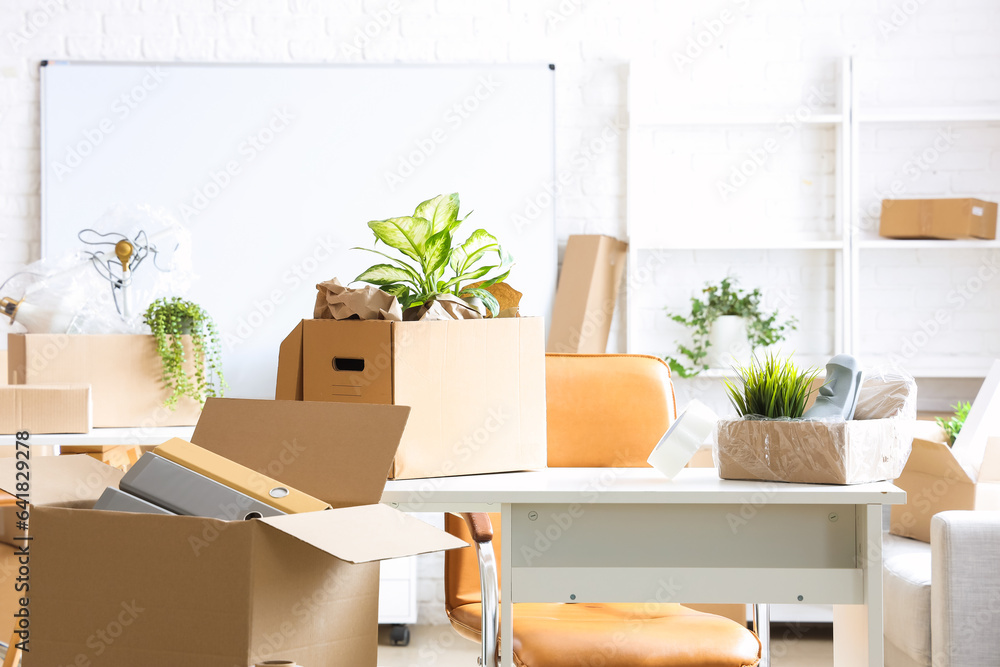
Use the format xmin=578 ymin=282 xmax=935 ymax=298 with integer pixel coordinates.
xmin=883 ymin=511 xmax=1000 ymax=667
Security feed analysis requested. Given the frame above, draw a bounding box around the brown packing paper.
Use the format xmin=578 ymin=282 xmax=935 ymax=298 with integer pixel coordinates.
xmin=314 ymin=278 xmax=402 ymax=321
xmin=467 ymin=281 xmax=524 ymax=314
xmin=403 ymin=293 xmax=482 ymax=321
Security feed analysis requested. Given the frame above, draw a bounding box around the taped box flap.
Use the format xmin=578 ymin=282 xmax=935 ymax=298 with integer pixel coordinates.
xmin=0 ymin=454 xmax=122 ymax=508
xmin=260 ymin=503 xmax=467 ymax=563
xmin=192 ymin=398 xmax=410 ymax=508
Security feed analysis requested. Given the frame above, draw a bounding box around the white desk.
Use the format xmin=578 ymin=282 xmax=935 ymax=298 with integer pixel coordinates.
xmin=382 ymin=467 xmax=905 ymax=667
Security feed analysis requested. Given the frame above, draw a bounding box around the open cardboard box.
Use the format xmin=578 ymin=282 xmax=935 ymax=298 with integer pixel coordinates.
xmin=890 ymin=360 xmax=1000 ymax=542
xmin=277 ymin=317 xmax=547 ymax=479
xmin=1 ymin=398 xmax=466 ymax=666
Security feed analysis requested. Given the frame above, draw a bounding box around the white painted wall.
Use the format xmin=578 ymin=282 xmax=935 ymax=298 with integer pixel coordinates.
xmin=2 ymin=0 xmax=999 ymax=626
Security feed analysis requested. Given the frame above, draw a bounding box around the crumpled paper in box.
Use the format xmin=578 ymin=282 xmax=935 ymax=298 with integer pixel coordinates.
xmin=314 ymin=278 xmax=403 ymax=321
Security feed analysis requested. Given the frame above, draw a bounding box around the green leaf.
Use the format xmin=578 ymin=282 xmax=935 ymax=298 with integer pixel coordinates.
xmin=356 ymin=264 xmax=418 ymax=286
xmin=351 ymin=247 xmax=423 ymax=283
xmin=368 ymin=216 xmax=432 ymax=262
xmin=460 ymin=287 xmax=501 ymax=317
xmin=450 ymin=229 xmax=500 ymax=275
xmin=424 ymin=229 xmax=453 ymax=277
xmin=441 ymin=264 xmax=497 ymax=291
xmin=414 ymin=194 xmax=460 ymax=234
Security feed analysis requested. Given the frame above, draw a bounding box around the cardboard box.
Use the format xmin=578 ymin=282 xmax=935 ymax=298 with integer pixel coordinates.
xmin=716 ymin=374 xmax=916 ymax=485
xmin=0 ymin=384 xmax=91 ymax=434
xmin=547 ymin=234 xmax=628 ymax=354
xmin=7 ymin=333 xmax=202 ymax=428
xmin=60 ymin=445 xmax=141 ymax=471
xmin=276 ymin=318 xmax=547 ymax=480
xmin=1 ymin=399 xmax=466 ymax=666
xmin=890 ymin=361 xmax=1000 ymax=542
xmin=879 ymin=198 xmax=998 ymax=240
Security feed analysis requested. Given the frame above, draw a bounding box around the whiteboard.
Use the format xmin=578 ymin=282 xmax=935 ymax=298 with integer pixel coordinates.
xmin=41 ymin=62 xmax=556 ymax=399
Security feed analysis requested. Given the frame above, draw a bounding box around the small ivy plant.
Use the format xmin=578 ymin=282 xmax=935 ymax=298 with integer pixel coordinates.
xmin=353 ymin=193 xmax=513 ymax=316
xmin=143 ymin=297 xmax=226 ymax=408
xmin=666 ymin=277 xmax=797 ymax=378
xmin=936 ymin=401 xmax=971 ymax=446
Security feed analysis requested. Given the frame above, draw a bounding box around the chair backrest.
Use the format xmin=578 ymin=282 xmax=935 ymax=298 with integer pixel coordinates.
xmin=445 ymin=353 xmax=677 ymax=613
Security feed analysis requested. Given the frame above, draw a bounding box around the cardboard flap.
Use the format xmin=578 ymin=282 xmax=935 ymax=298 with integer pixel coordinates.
xmin=952 ymin=360 xmax=1000 ymax=483
xmin=0 ymin=455 xmax=122 ymax=508
xmin=259 ymin=503 xmax=467 ymax=563
xmin=980 ymin=438 xmax=1000 ymax=483
xmin=907 ymin=439 xmax=974 ymax=482
xmin=276 ymin=321 xmax=305 ymax=401
xmin=192 ymin=398 xmax=410 ymax=507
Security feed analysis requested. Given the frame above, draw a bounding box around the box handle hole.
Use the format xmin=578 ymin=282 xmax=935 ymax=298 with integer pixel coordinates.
xmin=333 ymin=357 xmax=365 ymax=372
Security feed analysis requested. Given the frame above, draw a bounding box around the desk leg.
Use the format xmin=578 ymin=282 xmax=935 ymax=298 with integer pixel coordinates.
xmin=833 ymin=504 xmax=883 ymax=667
xmin=501 ymin=503 xmax=514 ymax=667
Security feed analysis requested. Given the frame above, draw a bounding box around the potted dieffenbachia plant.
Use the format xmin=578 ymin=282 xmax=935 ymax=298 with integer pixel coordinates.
xmin=353 ymin=193 xmax=513 ymax=317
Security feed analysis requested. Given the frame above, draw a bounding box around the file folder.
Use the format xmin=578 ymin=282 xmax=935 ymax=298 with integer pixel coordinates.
xmin=120 ymin=453 xmax=285 ymax=520
xmin=93 ymin=487 xmax=175 ymax=516
xmin=153 ymin=438 xmax=330 ymax=514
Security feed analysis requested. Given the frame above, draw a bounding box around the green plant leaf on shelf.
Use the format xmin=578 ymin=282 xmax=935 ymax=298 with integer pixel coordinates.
xmin=665 ymin=276 xmax=796 ymax=378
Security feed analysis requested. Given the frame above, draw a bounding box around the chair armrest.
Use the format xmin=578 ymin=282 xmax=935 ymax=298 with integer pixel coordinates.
xmin=462 ymin=512 xmax=494 ymax=543
xmin=455 ymin=512 xmax=499 ymax=667
xmin=931 ymin=511 xmax=1000 ymax=667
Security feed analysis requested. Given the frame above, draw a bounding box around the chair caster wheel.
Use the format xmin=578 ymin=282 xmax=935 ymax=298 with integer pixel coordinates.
xmin=389 ymin=624 xmax=410 ymax=646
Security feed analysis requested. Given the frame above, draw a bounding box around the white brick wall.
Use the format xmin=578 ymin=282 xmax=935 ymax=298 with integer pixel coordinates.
xmin=2 ymin=0 xmax=999 ymax=626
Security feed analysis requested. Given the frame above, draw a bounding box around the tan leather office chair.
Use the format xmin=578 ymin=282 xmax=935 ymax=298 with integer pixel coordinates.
xmin=445 ymin=354 xmax=762 ymax=667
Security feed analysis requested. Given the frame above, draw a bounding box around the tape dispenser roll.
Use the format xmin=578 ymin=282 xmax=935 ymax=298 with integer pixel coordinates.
xmin=647 ymin=399 xmax=718 ymax=479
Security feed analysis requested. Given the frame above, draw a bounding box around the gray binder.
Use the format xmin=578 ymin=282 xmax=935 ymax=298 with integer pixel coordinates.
xmin=120 ymin=453 xmax=285 ymax=520
xmin=93 ymin=487 xmax=176 ymax=516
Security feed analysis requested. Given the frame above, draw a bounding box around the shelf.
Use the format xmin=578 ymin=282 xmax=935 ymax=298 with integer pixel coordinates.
xmin=857 ymin=239 xmax=1000 ymax=250
xmin=860 ymin=357 xmax=996 ymax=379
xmin=856 ymin=107 xmax=1000 ymax=123
xmin=631 ymin=111 xmax=843 ymax=127
xmin=633 ymin=239 xmax=845 ymax=251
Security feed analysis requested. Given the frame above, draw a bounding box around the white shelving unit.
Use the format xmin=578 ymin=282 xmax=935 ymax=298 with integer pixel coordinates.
xmin=626 ymin=57 xmax=853 ymax=368
xmin=627 ymin=57 xmax=1000 ymax=380
xmin=849 ymin=62 xmax=1000 ymax=379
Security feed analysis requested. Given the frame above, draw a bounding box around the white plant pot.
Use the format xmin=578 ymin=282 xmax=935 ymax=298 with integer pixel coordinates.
xmin=706 ymin=315 xmax=751 ymax=369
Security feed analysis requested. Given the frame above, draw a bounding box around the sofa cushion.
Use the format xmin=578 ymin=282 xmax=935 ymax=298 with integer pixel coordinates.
xmin=883 ymin=534 xmax=932 ymax=667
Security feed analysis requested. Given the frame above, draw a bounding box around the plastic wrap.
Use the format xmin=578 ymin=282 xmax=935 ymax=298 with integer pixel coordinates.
xmin=1 ymin=206 xmax=193 ymax=335
xmin=714 ymin=367 xmax=917 ymax=485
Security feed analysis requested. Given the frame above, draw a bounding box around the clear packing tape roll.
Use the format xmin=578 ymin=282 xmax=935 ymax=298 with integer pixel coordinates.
xmin=255 ymin=661 xmax=297 ymax=666
xmin=715 ymin=367 xmax=917 ymax=485
xmin=647 ymin=400 xmax=718 ymax=479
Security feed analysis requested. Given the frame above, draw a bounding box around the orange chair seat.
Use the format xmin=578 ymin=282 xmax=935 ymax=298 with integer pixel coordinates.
xmin=448 ymin=601 xmax=761 ymax=667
